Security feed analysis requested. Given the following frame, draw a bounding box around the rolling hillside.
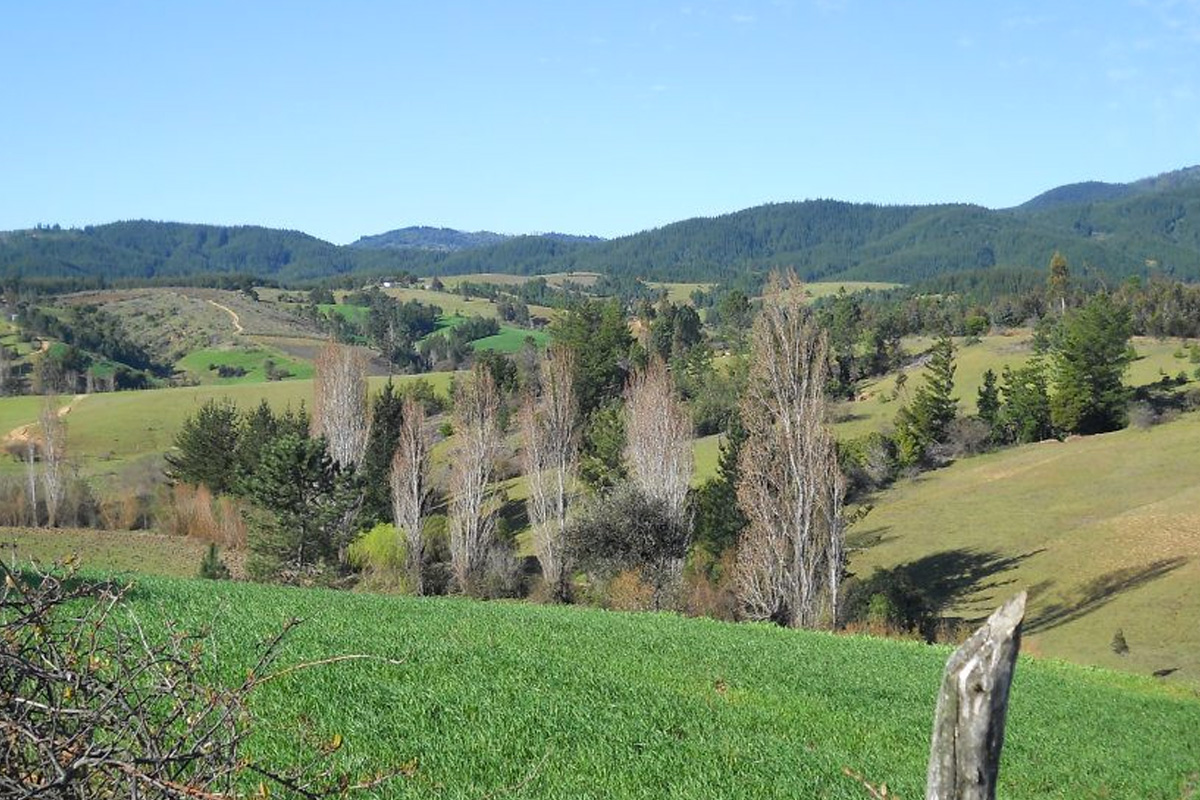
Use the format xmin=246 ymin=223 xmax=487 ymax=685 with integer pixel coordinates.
xmin=5 ymin=165 xmax=1200 ymax=284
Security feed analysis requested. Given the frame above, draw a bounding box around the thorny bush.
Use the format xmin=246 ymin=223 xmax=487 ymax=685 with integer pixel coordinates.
xmin=0 ymin=559 xmax=400 ymax=799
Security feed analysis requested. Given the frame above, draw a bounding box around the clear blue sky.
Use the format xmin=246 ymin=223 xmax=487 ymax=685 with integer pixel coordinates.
xmin=3 ymin=1 xmax=1198 ymax=244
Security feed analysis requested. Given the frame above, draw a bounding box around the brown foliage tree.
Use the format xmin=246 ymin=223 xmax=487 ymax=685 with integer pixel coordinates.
xmin=391 ymin=395 xmax=432 ymax=595
xmin=448 ymin=364 xmax=502 ymax=593
xmin=736 ymin=272 xmax=846 ymax=628
xmin=39 ymin=394 xmax=68 ymax=528
xmin=519 ymin=345 xmax=579 ymax=599
xmin=313 ymin=342 xmax=370 ymax=468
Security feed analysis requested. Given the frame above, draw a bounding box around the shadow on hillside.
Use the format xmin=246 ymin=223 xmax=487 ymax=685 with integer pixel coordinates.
xmin=898 ymin=548 xmax=1041 ymax=616
xmin=846 ymin=525 xmax=893 ymax=550
xmin=1024 ymin=557 xmax=1188 ymax=635
xmin=847 ymin=548 xmax=1041 ymax=638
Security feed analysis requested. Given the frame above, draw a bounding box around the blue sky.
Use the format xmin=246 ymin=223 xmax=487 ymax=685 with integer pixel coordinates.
xmin=2 ymin=1 xmax=1198 ymax=243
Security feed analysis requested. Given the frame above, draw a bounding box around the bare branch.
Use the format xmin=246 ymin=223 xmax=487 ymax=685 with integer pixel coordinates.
xmin=313 ymin=342 xmax=370 ymax=468
xmin=391 ymin=395 xmax=432 ymax=595
xmin=448 ymin=365 xmax=502 ymax=593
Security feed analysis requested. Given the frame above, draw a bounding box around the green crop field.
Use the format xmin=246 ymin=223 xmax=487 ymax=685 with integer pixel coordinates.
xmin=17 ymin=572 xmax=1188 ymax=799
xmin=848 ymin=410 xmax=1200 ymax=683
xmin=645 ymin=281 xmax=715 ymax=303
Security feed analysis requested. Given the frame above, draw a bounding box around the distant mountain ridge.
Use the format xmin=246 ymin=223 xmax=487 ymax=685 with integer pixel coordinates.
xmin=350 ymin=226 xmax=604 ymax=252
xmin=3 ymin=165 xmax=1199 ymax=284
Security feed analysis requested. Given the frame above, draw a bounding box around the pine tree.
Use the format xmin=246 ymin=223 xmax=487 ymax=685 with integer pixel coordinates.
xmin=894 ymin=334 xmax=957 ymax=466
xmin=360 ymin=381 xmax=405 ymax=525
xmin=166 ymin=399 xmax=242 ymax=493
xmin=977 ymin=368 xmax=1001 ymax=435
xmin=1047 ymin=250 xmax=1070 ymax=314
xmin=1049 ymin=293 xmax=1133 ymax=434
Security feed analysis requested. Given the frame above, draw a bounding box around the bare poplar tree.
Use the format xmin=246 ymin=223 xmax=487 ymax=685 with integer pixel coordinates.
xmin=736 ymin=272 xmax=846 ymax=629
xmin=0 ymin=344 xmax=10 ymax=395
xmin=313 ymin=342 xmax=370 ymax=468
xmin=26 ymin=443 xmax=38 ymax=526
xmin=391 ymin=395 xmax=431 ymax=595
xmin=520 ymin=345 xmax=579 ymax=599
xmin=448 ymin=365 xmax=502 ymax=593
xmin=624 ymin=357 xmax=693 ymax=524
xmin=39 ymin=395 xmax=68 ymax=528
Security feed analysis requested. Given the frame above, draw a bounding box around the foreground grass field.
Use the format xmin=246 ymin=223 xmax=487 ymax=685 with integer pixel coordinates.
xmin=82 ymin=574 xmax=1197 ymax=799
xmin=849 ymin=411 xmax=1200 ymax=683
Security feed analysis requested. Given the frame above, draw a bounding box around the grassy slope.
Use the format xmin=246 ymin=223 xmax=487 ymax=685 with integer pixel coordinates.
xmin=102 ymin=575 xmax=1199 ymax=799
xmin=849 ymin=412 xmax=1200 ymax=683
xmin=470 ymin=326 xmax=551 ymax=353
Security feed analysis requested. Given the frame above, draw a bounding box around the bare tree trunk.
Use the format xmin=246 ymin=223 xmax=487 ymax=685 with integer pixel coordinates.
xmin=39 ymin=395 xmax=68 ymax=528
xmin=736 ymin=271 xmax=845 ymax=629
xmin=391 ymin=396 xmax=431 ymax=595
xmin=448 ymin=365 xmax=502 ymax=594
xmin=0 ymin=344 xmax=9 ymax=396
xmin=313 ymin=343 xmax=370 ymax=468
xmin=927 ymin=592 xmax=1026 ymax=800
xmin=520 ymin=346 xmax=578 ymax=599
xmin=26 ymin=442 xmax=38 ymax=527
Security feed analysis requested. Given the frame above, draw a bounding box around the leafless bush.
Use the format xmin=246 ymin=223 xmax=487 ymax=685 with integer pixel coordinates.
xmin=0 ymin=561 xmax=402 ymax=798
xmin=157 ymin=484 xmax=247 ymax=548
xmin=0 ymin=476 xmax=31 ymax=527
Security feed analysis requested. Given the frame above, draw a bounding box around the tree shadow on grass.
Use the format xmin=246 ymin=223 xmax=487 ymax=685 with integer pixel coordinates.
xmin=845 ymin=548 xmax=1042 ymax=639
xmin=1024 ymin=557 xmax=1188 ymax=635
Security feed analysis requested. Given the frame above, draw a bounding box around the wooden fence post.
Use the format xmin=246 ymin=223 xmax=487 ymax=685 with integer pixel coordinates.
xmin=926 ymin=591 xmax=1027 ymax=800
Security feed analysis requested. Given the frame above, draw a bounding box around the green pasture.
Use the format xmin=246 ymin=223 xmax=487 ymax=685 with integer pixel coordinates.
xmin=38 ymin=573 xmax=1192 ymax=799
xmin=380 ymin=287 xmax=499 ymax=318
xmin=319 ymin=302 xmax=370 ymax=324
xmin=645 ymin=281 xmax=715 ymax=303
xmin=470 ymin=325 xmax=550 ymax=353
xmin=175 ymin=346 xmax=314 ymax=384
xmin=849 ymin=411 xmax=1200 ymax=683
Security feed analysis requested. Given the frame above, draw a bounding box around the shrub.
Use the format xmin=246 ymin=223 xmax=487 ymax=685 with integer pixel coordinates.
xmin=198 ymin=542 xmax=232 ymax=579
xmin=565 ymin=482 xmax=689 ymax=610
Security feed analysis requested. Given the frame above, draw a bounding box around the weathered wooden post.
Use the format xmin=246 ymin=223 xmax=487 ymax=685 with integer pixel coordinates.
xmin=926 ymin=591 xmax=1027 ymax=800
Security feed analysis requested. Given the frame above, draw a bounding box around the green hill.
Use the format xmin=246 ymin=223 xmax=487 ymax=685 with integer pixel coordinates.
xmin=6 ymin=166 xmax=1200 ymax=284
xmin=11 ymin=570 xmax=1194 ymax=799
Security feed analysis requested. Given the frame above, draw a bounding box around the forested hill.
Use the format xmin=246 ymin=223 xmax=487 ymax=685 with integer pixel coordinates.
xmin=5 ymin=166 xmax=1200 ymax=284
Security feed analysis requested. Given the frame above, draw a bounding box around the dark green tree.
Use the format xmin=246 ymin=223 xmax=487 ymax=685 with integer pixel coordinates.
xmin=578 ymin=399 xmax=627 ymax=492
xmin=692 ymin=416 xmax=747 ymax=558
xmin=165 ymin=399 xmax=242 ymax=493
xmin=551 ymin=299 xmax=633 ymax=417
xmin=1000 ymin=360 xmax=1053 ymax=443
xmin=893 ymin=334 xmax=957 ymax=466
xmin=976 ymin=368 xmax=1001 ymax=435
xmin=359 ymin=382 xmax=405 ymax=525
xmin=245 ymin=434 xmax=361 ymax=580
xmin=1049 ymin=293 xmax=1133 ymax=434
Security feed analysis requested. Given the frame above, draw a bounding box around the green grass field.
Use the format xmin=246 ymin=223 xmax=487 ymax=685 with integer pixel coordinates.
xmin=470 ymin=325 xmax=551 ymax=353
xmin=381 ymin=287 xmax=500 ymax=318
xmin=849 ymin=411 xmax=1200 ymax=683
xmin=175 ymin=345 xmax=314 ymax=384
xmin=26 ymin=572 xmax=1188 ymax=799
